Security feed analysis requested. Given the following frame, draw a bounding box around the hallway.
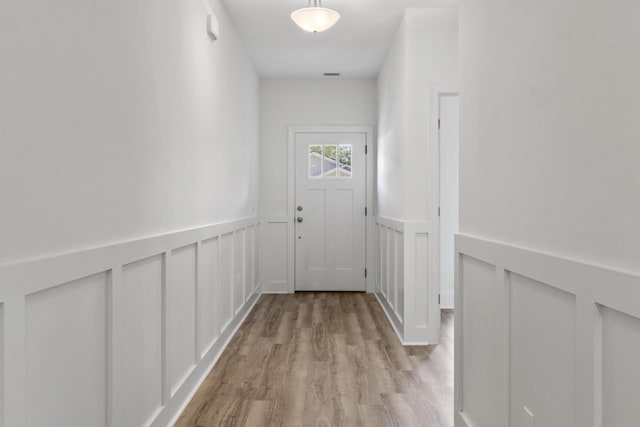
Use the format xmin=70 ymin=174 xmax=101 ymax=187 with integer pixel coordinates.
xmin=177 ymin=293 xmax=454 ymax=426
xmin=3 ymin=0 xmax=639 ymax=425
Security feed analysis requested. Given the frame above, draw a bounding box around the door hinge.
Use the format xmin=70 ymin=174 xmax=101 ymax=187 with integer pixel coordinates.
xmin=438 ymin=294 xmax=441 ymax=305
xmin=438 ymin=118 xmax=441 ymax=130
xmin=365 ymin=268 xmax=368 ymax=278
xmin=365 ymin=145 xmax=368 ymax=154
xmin=438 ymin=207 xmax=441 ymax=217
xmin=365 ymin=207 xmax=368 ymax=217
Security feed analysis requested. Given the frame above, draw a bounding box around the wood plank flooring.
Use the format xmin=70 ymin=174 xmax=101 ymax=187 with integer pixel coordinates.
xmin=177 ymin=293 xmax=454 ymax=427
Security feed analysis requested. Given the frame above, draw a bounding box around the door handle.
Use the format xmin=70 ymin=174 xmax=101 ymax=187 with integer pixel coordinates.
xmin=297 ymin=217 xmax=304 ymax=223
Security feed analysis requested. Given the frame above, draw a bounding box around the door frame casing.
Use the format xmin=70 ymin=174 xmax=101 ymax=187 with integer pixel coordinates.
xmin=287 ymin=125 xmax=376 ymax=294
xmin=429 ymin=84 xmax=459 ymax=310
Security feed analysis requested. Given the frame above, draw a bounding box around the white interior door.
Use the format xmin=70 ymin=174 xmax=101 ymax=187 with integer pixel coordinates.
xmin=439 ymin=94 xmax=459 ymax=309
xmin=295 ymin=132 xmax=366 ymax=291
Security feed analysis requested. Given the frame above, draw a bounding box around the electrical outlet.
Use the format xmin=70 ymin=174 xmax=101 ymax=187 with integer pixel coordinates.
xmin=523 ymin=406 xmax=534 ymax=427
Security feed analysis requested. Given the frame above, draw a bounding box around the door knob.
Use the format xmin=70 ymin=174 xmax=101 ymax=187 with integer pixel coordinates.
xmin=297 ymin=206 xmax=304 ymax=212
xmin=297 ymin=217 xmax=304 ymax=223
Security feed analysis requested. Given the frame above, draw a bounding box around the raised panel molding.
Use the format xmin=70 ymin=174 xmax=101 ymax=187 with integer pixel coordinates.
xmin=455 ymin=234 xmax=640 ymax=427
xmin=168 ymin=245 xmax=197 ymax=398
xmin=261 ymin=216 xmax=292 ymax=293
xmin=244 ymin=226 xmax=254 ymax=304
xmin=120 ymin=256 xmax=163 ymax=427
xmin=218 ymin=233 xmax=234 ymax=332
xmin=374 ymin=217 xmax=439 ymax=345
xmin=233 ymin=229 xmax=245 ymax=315
xmin=509 ymin=273 xmax=576 ymax=427
xmin=198 ymin=238 xmax=219 ymax=359
xmin=459 ymin=256 xmax=503 ymax=427
xmin=0 ymin=217 xmax=262 ymax=427
xmin=601 ymin=306 xmax=640 ymax=427
xmin=26 ymin=272 xmax=109 ymax=427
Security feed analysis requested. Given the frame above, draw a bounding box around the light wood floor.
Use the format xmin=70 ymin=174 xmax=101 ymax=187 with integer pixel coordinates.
xmin=177 ymin=293 xmax=454 ymax=427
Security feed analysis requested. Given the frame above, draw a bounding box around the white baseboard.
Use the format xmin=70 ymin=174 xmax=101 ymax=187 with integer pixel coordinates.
xmin=374 ymin=291 xmax=405 ymax=344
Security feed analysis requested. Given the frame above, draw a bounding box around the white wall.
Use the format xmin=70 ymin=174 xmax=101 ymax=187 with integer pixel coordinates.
xmin=0 ymin=0 xmax=259 ymax=264
xmin=0 ymin=0 xmax=263 ymax=426
xmin=376 ymin=21 xmax=408 ymax=221
xmin=459 ymin=0 xmax=640 ymax=273
xmin=259 ymin=78 xmax=377 ymax=293
xmin=456 ymin=0 xmax=640 ymax=426
xmin=377 ymin=8 xmax=459 ymax=221
xmin=375 ymin=9 xmax=458 ymax=343
xmin=259 ymin=78 xmax=377 ymax=215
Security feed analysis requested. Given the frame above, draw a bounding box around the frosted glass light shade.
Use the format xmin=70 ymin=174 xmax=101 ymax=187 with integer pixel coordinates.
xmin=291 ymin=7 xmax=340 ymax=33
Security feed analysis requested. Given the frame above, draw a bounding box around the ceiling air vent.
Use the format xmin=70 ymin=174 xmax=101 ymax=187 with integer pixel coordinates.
xmin=324 ymin=73 xmax=341 ymax=77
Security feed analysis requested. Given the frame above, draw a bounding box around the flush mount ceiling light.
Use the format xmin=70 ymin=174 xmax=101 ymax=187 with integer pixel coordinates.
xmin=291 ymin=0 xmax=341 ymax=33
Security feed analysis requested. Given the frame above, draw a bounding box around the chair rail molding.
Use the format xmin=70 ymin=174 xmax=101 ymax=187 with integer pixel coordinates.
xmin=0 ymin=217 xmax=262 ymax=427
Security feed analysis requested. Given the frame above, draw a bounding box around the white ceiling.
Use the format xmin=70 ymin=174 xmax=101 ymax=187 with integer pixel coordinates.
xmin=222 ymin=0 xmax=459 ymax=78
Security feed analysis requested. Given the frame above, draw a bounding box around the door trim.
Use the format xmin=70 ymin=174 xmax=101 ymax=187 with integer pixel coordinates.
xmin=287 ymin=125 xmax=375 ymax=294
xmin=429 ymin=84 xmax=459 ymax=310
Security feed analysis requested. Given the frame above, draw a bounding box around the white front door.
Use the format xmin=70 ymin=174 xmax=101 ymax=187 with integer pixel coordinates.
xmin=294 ymin=132 xmax=367 ymax=291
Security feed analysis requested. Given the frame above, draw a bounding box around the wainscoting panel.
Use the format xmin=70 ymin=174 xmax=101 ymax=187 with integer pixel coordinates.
xmin=380 ymin=224 xmax=388 ymax=300
xmin=245 ymin=226 xmax=254 ymax=303
xmin=394 ymin=230 xmax=404 ymax=322
xmin=414 ymin=232 xmax=429 ymax=328
xmin=233 ymin=228 xmax=245 ymax=315
xmin=509 ymin=273 xmax=576 ymax=427
xmin=459 ymin=255 xmax=503 ymax=427
xmin=198 ymin=237 xmax=219 ymax=358
xmin=26 ymin=272 xmax=109 ymax=427
xmin=375 ymin=219 xmax=402 ymax=339
xmin=167 ymin=245 xmax=197 ymax=398
xmin=218 ymin=233 xmax=233 ymax=332
xmin=261 ymin=216 xmax=291 ymax=293
xmin=0 ymin=217 xmax=262 ymax=427
xmin=455 ymin=233 xmax=640 ymax=427
xmin=253 ymin=224 xmax=260 ymax=294
xmin=601 ymin=306 xmax=640 ymax=427
xmin=387 ymin=227 xmax=396 ymax=310
xmin=120 ymin=256 xmax=163 ymax=427
xmin=375 ymin=217 xmax=439 ymax=345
